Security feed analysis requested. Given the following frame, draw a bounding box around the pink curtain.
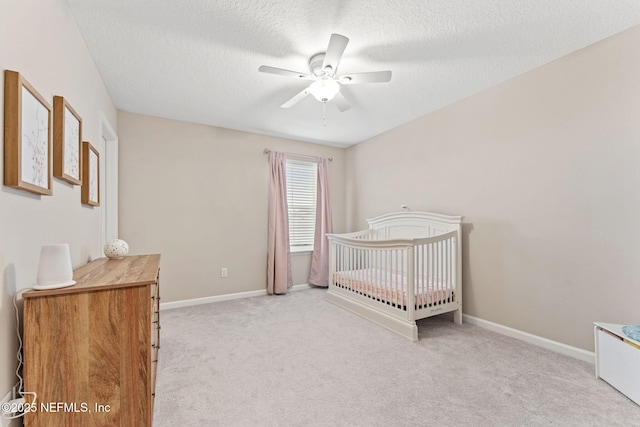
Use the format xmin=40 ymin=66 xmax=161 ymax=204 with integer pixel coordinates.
xmin=308 ymin=157 xmax=333 ymax=287
xmin=267 ymin=151 xmax=292 ymax=294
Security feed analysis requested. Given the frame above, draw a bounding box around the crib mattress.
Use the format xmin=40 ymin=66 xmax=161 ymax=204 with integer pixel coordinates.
xmin=333 ymin=268 xmax=454 ymax=308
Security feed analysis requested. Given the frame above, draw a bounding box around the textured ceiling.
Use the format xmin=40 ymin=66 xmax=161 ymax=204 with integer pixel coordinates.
xmin=66 ymin=0 xmax=640 ymax=148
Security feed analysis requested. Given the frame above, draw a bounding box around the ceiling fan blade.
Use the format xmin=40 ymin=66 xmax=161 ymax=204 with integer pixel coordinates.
xmin=333 ymin=91 xmax=351 ymax=112
xmin=281 ymin=87 xmax=310 ymax=108
xmin=321 ymin=34 xmax=349 ymax=76
xmin=259 ymin=65 xmax=314 ymax=80
xmin=339 ymin=70 xmax=392 ymax=84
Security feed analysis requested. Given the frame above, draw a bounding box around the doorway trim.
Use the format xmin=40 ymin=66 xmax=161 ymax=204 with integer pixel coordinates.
xmin=100 ymin=112 xmax=118 ymax=250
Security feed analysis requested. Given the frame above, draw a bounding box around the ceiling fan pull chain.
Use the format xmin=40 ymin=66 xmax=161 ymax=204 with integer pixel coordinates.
xmin=322 ymin=101 xmax=327 ymax=127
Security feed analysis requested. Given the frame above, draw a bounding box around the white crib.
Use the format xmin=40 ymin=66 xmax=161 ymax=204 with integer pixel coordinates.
xmin=326 ymin=211 xmax=463 ymax=341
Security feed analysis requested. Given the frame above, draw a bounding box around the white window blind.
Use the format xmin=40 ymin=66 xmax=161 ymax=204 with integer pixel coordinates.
xmin=286 ymin=159 xmax=317 ymax=251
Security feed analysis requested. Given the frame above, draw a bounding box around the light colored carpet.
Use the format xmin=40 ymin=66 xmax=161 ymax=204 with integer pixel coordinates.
xmin=153 ymin=288 xmax=639 ymax=426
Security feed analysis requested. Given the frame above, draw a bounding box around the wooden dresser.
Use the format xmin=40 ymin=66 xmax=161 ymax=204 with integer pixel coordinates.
xmin=23 ymin=254 xmax=161 ymax=427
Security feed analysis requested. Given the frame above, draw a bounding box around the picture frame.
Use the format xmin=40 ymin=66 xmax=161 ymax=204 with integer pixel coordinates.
xmin=3 ymin=70 xmax=53 ymax=195
xmin=53 ymin=96 xmax=82 ymax=185
xmin=81 ymin=141 xmax=99 ymax=206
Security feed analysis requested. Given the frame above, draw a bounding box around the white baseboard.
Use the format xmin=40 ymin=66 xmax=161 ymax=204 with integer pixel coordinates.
xmin=159 ymin=284 xmax=313 ymax=311
xmin=463 ymin=314 xmax=595 ymax=364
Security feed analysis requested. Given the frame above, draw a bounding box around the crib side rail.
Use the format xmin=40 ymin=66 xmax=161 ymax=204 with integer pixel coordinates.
xmin=327 ymin=229 xmax=375 ymax=241
xmin=412 ymin=230 xmax=458 ymax=245
xmin=327 ymin=233 xmax=416 ymax=249
xmin=327 ymin=228 xmax=461 ymax=315
xmin=328 ymin=235 xmax=413 ymax=312
xmin=413 ymin=229 xmax=459 ymax=310
xmin=328 ymin=235 xmax=413 ymax=273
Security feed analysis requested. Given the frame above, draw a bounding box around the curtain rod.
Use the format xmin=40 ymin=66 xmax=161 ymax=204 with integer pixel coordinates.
xmin=263 ymin=148 xmax=333 ymax=162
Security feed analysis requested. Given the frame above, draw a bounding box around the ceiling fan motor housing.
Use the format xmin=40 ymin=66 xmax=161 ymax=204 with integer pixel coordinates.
xmin=309 ymin=53 xmax=330 ymax=76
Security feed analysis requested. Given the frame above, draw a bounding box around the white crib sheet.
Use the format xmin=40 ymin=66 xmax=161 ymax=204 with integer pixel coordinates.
xmin=333 ymin=268 xmax=453 ymax=308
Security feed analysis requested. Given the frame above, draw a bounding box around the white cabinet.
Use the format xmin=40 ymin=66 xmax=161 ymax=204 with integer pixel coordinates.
xmin=594 ymin=322 xmax=640 ymax=406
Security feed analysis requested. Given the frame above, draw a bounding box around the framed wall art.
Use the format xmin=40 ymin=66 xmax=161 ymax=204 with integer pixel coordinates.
xmin=81 ymin=141 xmax=99 ymax=206
xmin=53 ymin=96 xmax=82 ymax=185
xmin=3 ymin=70 xmax=53 ymax=195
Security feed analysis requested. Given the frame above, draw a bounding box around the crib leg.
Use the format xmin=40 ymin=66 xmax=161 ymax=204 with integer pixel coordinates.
xmin=454 ymin=308 xmax=463 ymax=325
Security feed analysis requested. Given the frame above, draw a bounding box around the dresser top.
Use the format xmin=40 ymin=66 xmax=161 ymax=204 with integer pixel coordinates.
xmin=24 ymin=254 xmax=161 ymax=298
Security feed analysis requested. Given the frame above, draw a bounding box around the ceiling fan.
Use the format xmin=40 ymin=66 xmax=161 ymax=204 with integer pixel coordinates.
xmin=259 ymin=33 xmax=392 ymax=113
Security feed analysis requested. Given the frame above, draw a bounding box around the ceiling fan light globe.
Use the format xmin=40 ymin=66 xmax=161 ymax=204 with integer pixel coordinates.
xmin=309 ymin=79 xmax=340 ymax=102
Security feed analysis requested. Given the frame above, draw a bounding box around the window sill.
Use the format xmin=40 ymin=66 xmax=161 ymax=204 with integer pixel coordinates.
xmin=290 ymin=248 xmax=313 ymax=256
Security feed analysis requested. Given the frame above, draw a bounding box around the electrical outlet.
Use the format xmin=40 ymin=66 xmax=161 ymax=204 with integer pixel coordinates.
xmin=220 ymin=267 xmax=228 ymax=278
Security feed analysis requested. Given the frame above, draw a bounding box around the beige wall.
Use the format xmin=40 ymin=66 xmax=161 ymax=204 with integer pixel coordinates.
xmin=118 ymin=112 xmax=345 ymax=302
xmin=0 ymin=0 xmax=116 ymax=400
xmin=345 ymin=26 xmax=640 ymax=351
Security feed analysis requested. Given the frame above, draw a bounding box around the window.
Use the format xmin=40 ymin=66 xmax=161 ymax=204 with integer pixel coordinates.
xmin=286 ymin=159 xmax=317 ymax=252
